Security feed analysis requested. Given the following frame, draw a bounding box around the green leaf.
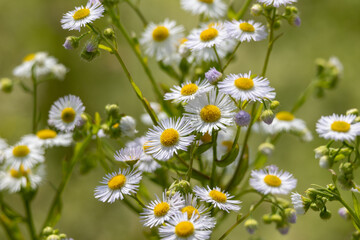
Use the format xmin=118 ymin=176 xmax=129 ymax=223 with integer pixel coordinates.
xmin=216 ymin=144 xmax=240 ymax=167
xmin=353 ymin=193 xmax=360 ymax=219
xmin=195 ymin=142 xmax=213 ymax=155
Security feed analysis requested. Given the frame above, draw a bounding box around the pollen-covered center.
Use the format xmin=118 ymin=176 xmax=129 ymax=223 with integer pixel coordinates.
xmin=153 ymin=202 xmax=170 ymax=217
xmin=23 ymin=53 xmax=36 ymax=62
xmin=13 ymin=145 xmax=30 ymax=157
xmin=160 ymin=128 xmax=179 ymax=147
xmin=181 ymin=83 xmax=199 ymax=96
xmin=10 ymin=165 xmax=29 ymax=178
xmin=73 ymin=8 xmax=90 ymax=20
xmin=276 ymin=111 xmax=295 ymax=121
xmin=198 ymin=0 xmax=214 ymax=3
xmin=234 ymin=77 xmax=254 ymax=90
xmin=61 ymin=107 xmax=76 ymax=123
xmin=331 ymin=121 xmax=351 ymax=132
xmin=239 ymin=22 xmax=255 ymax=32
xmin=201 ymin=132 xmax=212 ymax=143
xmin=175 ymin=221 xmax=195 ymax=237
xmin=209 ymin=189 xmax=227 ymax=203
xmin=37 ymin=129 xmax=57 ymax=139
xmin=182 ymin=206 xmax=200 ymax=219
xmin=108 ymin=174 xmax=126 ymax=190
xmin=152 ymin=26 xmax=169 ymax=42
xmin=112 ymin=123 xmax=120 ymax=129
xmin=200 ymin=105 xmax=221 ymax=123
xmin=264 ymin=174 xmax=282 ymax=187
xmin=221 ymin=141 xmax=233 ymax=153
xmin=200 ymin=28 xmax=219 ymax=42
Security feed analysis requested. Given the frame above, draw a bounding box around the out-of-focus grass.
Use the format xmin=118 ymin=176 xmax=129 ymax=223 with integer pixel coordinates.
xmin=0 ymin=0 xmax=359 ymax=239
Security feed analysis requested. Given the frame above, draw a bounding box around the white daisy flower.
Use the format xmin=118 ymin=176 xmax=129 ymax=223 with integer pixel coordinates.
xmin=145 ymin=117 xmax=195 ymax=161
xmin=114 ymin=146 xmax=143 ymax=166
xmin=140 ymin=191 xmax=184 ymax=228
xmin=94 ymin=167 xmax=142 ymax=203
xmin=291 ymin=192 xmax=305 ymax=215
xmin=225 ymin=20 xmax=267 ymax=42
xmin=4 ymin=142 xmax=45 ymax=169
xmin=193 ymin=186 xmax=241 ymax=213
xmin=218 ymin=71 xmax=275 ymax=102
xmin=141 ymin=102 xmax=168 ymax=126
xmin=186 ymin=24 xmax=228 ymax=51
xmin=61 ymin=1 xmax=105 ymax=31
xmin=250 ymin=165 xmax=297 ymax=195
xmin=0 ymin=165 xmax=44 ymax=193
xmin=257 ymin=0 xmax=296 ymax=8
xmin=21 ymin=129 xmax=73 ymax=149
xmin=184 ymin=89 xmax=237 ymax=134
xmin=120 ymin=116 xmax=138 ymax=137
xmin=0 ymin=138 xmax=8 ymax=163
xmin=140 ymin=19 xmax=184 ymax=62
xmin=48 ymin=95 xmax=85 ymax=132
xmin=270 ymin=111 xmax=307 ymax=133
xmin=181 ymin=194 xmax=216 ymax=228
xmin=159 ymin=212 xmax=213 ymax=240
xmin=164 ymin=79 xmax=213 ymax=103
xmin=180 ymin=0 xmax=227 ymax=19
xmin=316 ymin=114 xmax=360 ymax=142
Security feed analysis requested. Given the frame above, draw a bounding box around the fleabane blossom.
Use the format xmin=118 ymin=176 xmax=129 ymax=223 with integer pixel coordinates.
xmin=257 ymin=0 xmax=297 ymax=7
xmin=4 ymin=142 xmax=44 ymax=169
xmin=22 ymin=129 xmax=73 ymax=149
xmin=225 ymin=20 xmax=267 ymax=42
xmin=186 ymin=24 xmax=228 ymax=51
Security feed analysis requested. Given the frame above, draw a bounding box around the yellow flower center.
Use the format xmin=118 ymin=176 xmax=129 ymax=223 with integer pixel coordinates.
xmin=152 ymin=26 xmax=169 ymax=42
xmin=10 ymin=165 xmax=29 ymax=178
xmin=112 ymin=123 xmax=120 ymax=128
xmin=181 ymin=206 xmax=200 ymax=219
xmin=180 ymin=38 xmax=188 ymax=44
xmin=181 ymin=83 xmax=199 ymax=96
xmin=13 ymin=145 xmax=30 ymax=157
xmin=221 ymin=141 xmax=233 ymax=153
xmin=200 ymin=28 xmax=219 ymax=42
xmin=143 ymin=141 xmax=151 ymax=153
xmin=209 ymin=189 xmax=227 ymax=203
xmin=331 ymin=121 xmax=351 ymax=132
xmin=73 ymin=8 xmax=90 ymax=20
xmin=61 ymin=107 xmax=76 ymax=123
xmin=175 ymin=221 xmax=195 ymax=237
xmin=198 ymin=0 xmax=214 ymax=3
xmin=200 ymin=105 xmax=221 ymax=123
xmin=23 ymin=53 xmax=36 ymax=62
xmin=153 ymin=202 xmax=170 ymax=217
xmin=160 ymin=128 xmax=179 ymax=147
xmin=264 ymin=174 xmax=282 ymax=187
xmin=36 ymin=129 xmax=57 ymax=139
xmin=234 ymin=77 xmax=254 ymax=90
xmin=276 ymin=111 xmax=295 ymax=121
xmin=107 ymin=174 xmax=126 ymax=190
xmin=200 ymin=132 xmax=212 ymax=143
xmin=239 ymin=22 xmax=255 ymax=32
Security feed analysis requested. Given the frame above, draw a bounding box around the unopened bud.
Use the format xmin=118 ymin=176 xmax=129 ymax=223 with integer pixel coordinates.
xmin=0 ymin=78 xmax=13 ymax=93
xmin=270 ymin=214 xmax=282 ymax=223
xmin=234 ymin=110 xmax=251 ymax=127
xmin=285 ymin=208 xmax=297 ymax=224
xmin=319 ymin=156 xmax=330 ymax=169
xmin=314 ymin=145 xmax=328 ymax=159
xmin=63 ymin=36 xmax=79 ymax=50
xmin=59 ymin=234 xmax=67 ymax=240
xmin=260 ymin=109 xmax=275 ymax=125
xmin=262 ymin=214 xmax=272 ymax=224
xmin=273 ymin=20 xmax=281 ymax=30
xmin=338 ymin=207 xmax=350 ymax=220
xmin=244 ymin=219 xmax=258 ymax=234
xmin=47 ymin=235 xmax=60 ymax=240
xmin=81 ymin=41 xmax=100 ymax=62
xmin=258 ymin=142 xmax=274 ymax=156
xmin=105 ymin=104 xmax=120 ymax=117
xmin=346 ymin=108 xmax=359 ymax=116
xmin=277 ymin=225 xmax=290 ymax=235
xmin=270 ymin=100 xmax=280 ymax=110
xmin=104 ymin=28 xmax=115 ymax=40
xmin=289 ymin=15 xmax=301 ymax=27
xmin=250 ymin=4 xmax=263 ymax=16
xmin=320 ymin=210 xmax=332 ymax=220
xmin=42 ymin=226 xmax=53 ymax=236
xmin=205 ymin=67 xmax=222 ymax=84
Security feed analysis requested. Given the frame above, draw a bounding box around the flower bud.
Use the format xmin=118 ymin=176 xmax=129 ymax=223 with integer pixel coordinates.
xmin=285 ymin=208 xmax=297 ymax=224
xmin=346 ymin=108 xmax=359 ymax=116
xmin=355 ymin=117 xmax=360 ymax=123
xmin=0 ymin=78 xmax=13 ymax=93
xmin=42 ymin=226 xmax=53 ymax=236
xmin=262 ymin=214 xmax=272 ymax=224
xmin=289 ymin=15 xmax=301 ymax=27
xmin=277 ymin=225 xmax=290 ymax=235
xmin=104 ymin=28 xmax=115 ymax=40
xmin=270 ymin=100 xmax=280 ymax=110
xmin=47 ymin=235 xmax=60 ymax=240
xmin=234 ymin=110 xmax=251 ymax=126
xmin=244 ymin=219 xmax=258 ymax=234
xmin=320 ymin=210 xmax=332 ymax=220
xmin=273 ymin=20 xmax=281 ymax=30
xmin=81 ymin=41 xmax=100 ymax=62
xmin=338 ymin=207 xmax=350 ymax=220
xmin=59 ymin=234 xmax=67 ymax=240
xmin=270 ymin=214 xmax=282 ymax=223
xmin=258 ymin=142 xmax=274 ymax=156
xmin=319 ymin=156 xmax=330 ymax=169
xmin=250 ymin=4 xmax=263 ymax=16
xmin=205 ymin=67 xmax=222 ymax=84
xmin=63 ymin=36 xmax=79 ymax=50
xmin=314 ymin=145 xmax=328 ymax=159
xmin=105 ymin=104 xmax=120 ymax=117
xmin=305 ymin=188 xmax=318 ymax=201
xmin=334 ymin=154 xmax=345 ymax=162
xmin=260 ymin=109 xmax=275 ymax=125
xmin=120 ymin=116 xmax=138 ymax=137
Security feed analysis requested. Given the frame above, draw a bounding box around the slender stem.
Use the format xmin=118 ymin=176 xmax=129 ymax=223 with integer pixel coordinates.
xmin=186 ymin=143 xmax=197 ymax=181
xmin=291 ymin=80 xmax=317 ymax=114
xmin=213 ymin=46 xmax=223 ymax=72
xmin=31 ymin=66 xmax=37 ymax=133
xmin=130 ymin=194 xmax=146 ymax=208
xmin=261 ymin=8 xmax=276 ymax=77
xmin=124 ymin=0 xmax=148 ymax=26
xmin=22 ymin=195 xmax=37 ymax=240
xmin=223 ymin=42 xmax=241 ymax=72
xmin=210 ymin=131 xmax=218 ymax=187
xmin=175 ymin=154 xmax=210 ymax=181
xmin=236 ymin=0 xmax=253 ymax=20
xmin=123 ymin=197 xmax=141 ymax=214
xmin=339 ymin=196 xmax=360 ymax=229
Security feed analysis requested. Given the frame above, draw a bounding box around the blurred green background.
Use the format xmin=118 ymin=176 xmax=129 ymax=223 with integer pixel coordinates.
xmin=0 ymin=0 xmax=360 ymax=239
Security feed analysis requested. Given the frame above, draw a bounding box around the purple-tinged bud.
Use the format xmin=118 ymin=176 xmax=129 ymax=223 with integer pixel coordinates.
xmin=290 ymin=15 xmax=301 ymax=27
xmin=63 ymin=36 xmax=79 ymax=50
xmin=260 ymin=109 xmax=275 ymax=125
xmin=285 ymin=208 xmax=297 ymax=224
xmin=205 ymin=67 xmax=222 ymax=84
xmin=234 ymin=110 xmax=251 ymax=126
xmin=277 ymin=226 xmax=290 ymax=235
xmin=244 ymin=219 xmax=258 ymax=234
xmin=338 ymin=207 xmax=350 ymax=220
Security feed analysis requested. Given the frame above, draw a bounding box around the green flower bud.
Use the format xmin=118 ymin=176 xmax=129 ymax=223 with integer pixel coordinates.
xmin=63 ymin=36 xmax=80 ymax=50
xmin=310 ymin=202 xmax=319 ymax=211
xmin=319 ymin=156 xmax=330 ymax=169
xmin=0 ymin=78 xmax=13 ymax=93
xmin=59 ymin=233 xmax=67 ymax=240
xmin=355 ymin=116 xmax=360 ymax=123
xmin=47 ymin=235 xmax=60 ymax=240
xmin=273 ymin=20 xmax=281 ymax=30
xmin=244 ymin=219 xmax=258 ymax=234
xmin=306 ymin=188 xmax=318 ymax=201
xmin=346 ymin=108 xmax=359 ymax=116
xmin=104 ymin=28 xmax=115 ymax=40
xmin=270 ymin=100 xmax=280 ymax=110
xmin=334 ymin=153 xmax=345 ymax=162
xmin=81 ymin=41 xmax=100 ymax=62
xmin=258 ymin=142 xmax=274 ymax=156
xmin=285 ymin=208 xmax=297 ymax=223
xmin=320 ymin=210 xmax=332 ymax=220
xmin=260 ymin=109 xmax=275 ymax=125
xmin=105 ymin=104 xmax=120 ymax=117
xmin=250 ymin=4 xmax=263 ymax=16
xmin=290 ymin=6 xmax=298 ymax=13
xmin=42 ymin=226 xmax=53 ymax=236
xmin=270 ymin=214 xmax=282 ymax=223
xmin=314 ymin=145 xmax=328 ymax=159
xmin=262 ymin=214 xmax=272 ymax=224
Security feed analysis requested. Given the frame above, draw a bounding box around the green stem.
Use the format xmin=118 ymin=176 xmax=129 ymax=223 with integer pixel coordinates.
xmin=22 ymin=195 xmax=37 ymax=240
xmin=123 ymin=197 xmax=141 ymax=214
xmin=291 ymin=80 xmax=317 ymax=114
xmin=210 ymin=131 xmax=218 ymax=187
xmin=31 ymin=66 xmax=37 ymax=133
xmin=223 ymin=42 xmax=241 ymax=72
xmin=338 ymin=196 xmax=360 ymax=229
xmin=175 ymin=154 xmax=210 ymax=181
xmin=236 ymin=0 xmax=253 ymax=20
xmin=130 ymin=194 xmax=146 ymax=208
xmin=213 ymin=46 xmax=223 ymax=72
xmin=124 ymin=0 xmax=148 ymax=26
xmin=186 ymin=143 xmax=197 ymax=181
xmin=261 ymin=8 xmax=276 ymax=77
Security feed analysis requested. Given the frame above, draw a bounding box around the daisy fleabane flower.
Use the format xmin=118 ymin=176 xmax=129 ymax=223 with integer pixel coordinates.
xmin=186 ymin=24 xmax=228 ymax=51
xmin=271 ymin=111 xmax=307 ymax=133
xmin=22 ymin=129 xmax=73 ymax=149
xmin=218 ymin=71 xmax=275 ymax=102
xmin=159 ymin=213 xmax=213 ymax=240
xmin=146 ymin=117 xmax=195 ymax=161
xmin=250 ymin=165 xmax=297 ymax=195
xmin=140 ymin=19 xmax=184 ymax=63
xmin=140 ymin=191 xmax=184 ymax=228
xmin=316 ymin=114 xmax=360 ymax=142
xmin=4 ymin=142 xmax=44 ymax=169
xmin=257 ymin=0 xmax=296 ymax=8
xmin=181 ymin=0 xmax=227 ymax=19
xmin=225 ymin=20 xmax=267 ymax=42
xmin=61 ymin=1 xmax=105 ymax=31
xmin=48 ymin=95 xmax=85 ymax=132
xmin=164 ymin=79 xmax=213 ymax=103
xmin=94 ymin=167 xmax=142 ymax=203
xmin=114 ymin=146 xmax=143 ymax=166
xmin=184 ymin=89 xmax=237 ymax=134
xmin=193 ymin=186 xmax=241 ymax=213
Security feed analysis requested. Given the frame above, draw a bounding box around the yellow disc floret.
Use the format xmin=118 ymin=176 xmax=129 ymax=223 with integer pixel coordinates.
xmin=13 ymin=145 xmax=30 ymax=158
xmin=331 ymin=121 xmax=351 ymax=132
xmin=200 ymin=105 xmax=221 ymax=123
xmin=200 ymin=28 xmax=219 ymax=42
xmin=36 ymin=129 xmax=57 ymax=139
xmin=10 ymin=165 xmax=29 ymax=178
xmin=61 ymin=107 xmax=76 ymax=123
xmin=153 ymin=202 xmax=170 ymax=217
xmin=209 ymin=189 xmax=227 ymax=203
xmin=234 ymin=77 xmax=254 ymax=90
xmin=264 ymin=174 xmax=282 ymax=187
xmin=239 ymin=22 xmax=255 ymax=32
xmin=73 ymin=8 xmax=90 ymax=20
xmin=175 ymin=221 xmax=195 ymax=237
xmin=182 ymin=206 xmax=200 ymax=219
xmin=181 ymin=83 xmax=199 ymax=96
xmin=276 ymin=111 xmax=295 ymax=121
xmin=198 ymin=0 xmax=214 ymax=3
xmin=152 ymin=26 xmax=169 ymax=42
xmin=23 ymin=53 xmax=36 ymax=62
xmin=221 ymin=141 xmax=233 ymax=153
xmin=160 ymin=128 xmax=179 ymax=147
xmin=200 ymin=132 xmax=212 ymax=143
xmin=108 ymin=174 xmax=126 ymax=190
